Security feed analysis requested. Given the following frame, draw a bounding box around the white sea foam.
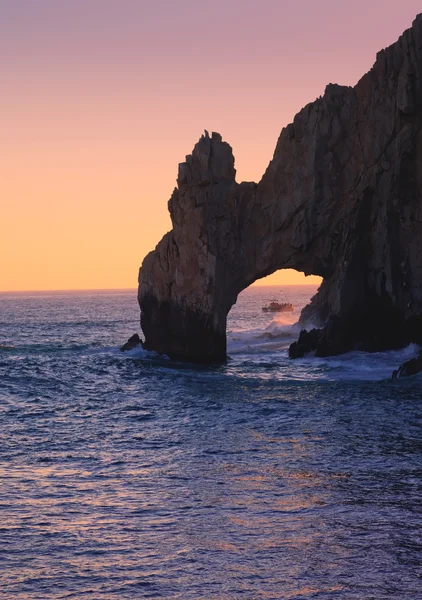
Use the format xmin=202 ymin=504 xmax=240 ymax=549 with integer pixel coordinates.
xmin=228 ymin=318 xmax=292 ymax=352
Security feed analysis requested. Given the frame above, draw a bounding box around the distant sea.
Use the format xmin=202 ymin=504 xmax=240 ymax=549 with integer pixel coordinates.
xmin=1 ymin=286 xmax=421 ymax=599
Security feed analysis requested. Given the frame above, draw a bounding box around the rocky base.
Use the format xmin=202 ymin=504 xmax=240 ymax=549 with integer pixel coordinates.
xmin=290 ymin=310 xmax=422 ymax=360
xmin=141 ymin=295 xmax=226 ymax=362
xmin=392 ymin=348 xmax=422 ymax=378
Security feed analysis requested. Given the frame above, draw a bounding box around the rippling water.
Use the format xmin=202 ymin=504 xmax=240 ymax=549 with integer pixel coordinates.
xmin=1 ymin=287 xmax=421 ymax=599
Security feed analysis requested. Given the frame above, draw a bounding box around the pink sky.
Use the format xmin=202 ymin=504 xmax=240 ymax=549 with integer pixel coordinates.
xmin=1 ymin=1 xmax=421 ymax=290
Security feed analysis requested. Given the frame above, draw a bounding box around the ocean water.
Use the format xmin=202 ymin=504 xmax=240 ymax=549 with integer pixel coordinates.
xmin=0 ymin=285 xmax=421 ymax=599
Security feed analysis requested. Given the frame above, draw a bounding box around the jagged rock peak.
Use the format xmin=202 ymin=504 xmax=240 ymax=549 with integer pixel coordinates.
xmin=178 ymin=130 xmax=236 ymax=193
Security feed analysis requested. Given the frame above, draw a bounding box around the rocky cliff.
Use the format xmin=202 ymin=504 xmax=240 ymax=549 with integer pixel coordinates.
xmin=139 ymin=14 xmax=422 ymax=362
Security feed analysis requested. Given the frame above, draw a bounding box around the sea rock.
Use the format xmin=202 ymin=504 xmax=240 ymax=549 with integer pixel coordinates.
xmin=289 ymin=329 xmax=323 ymax=359
xmin=120 ymin=333 xmax=143 ymax=352
xmin=392 ymin=349 xmax=422 ymax=378
xmin=139 ymin=15 xmax=422 ymax=362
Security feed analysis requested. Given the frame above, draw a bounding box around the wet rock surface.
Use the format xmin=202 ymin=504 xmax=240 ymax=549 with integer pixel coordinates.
xmin=392 ymin=348 xmax=422 ymax=378
xmin=120 ymin=333 xmax=143 ymax=352
xmin=139 ymin=15 xmax=422 ymax=362
xmin=289 ymin=329 xmax=323 ymax=359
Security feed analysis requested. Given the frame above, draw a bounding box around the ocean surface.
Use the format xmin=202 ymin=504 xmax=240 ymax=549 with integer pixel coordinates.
xmin=0 ymin=285 xmax=421 ymax=599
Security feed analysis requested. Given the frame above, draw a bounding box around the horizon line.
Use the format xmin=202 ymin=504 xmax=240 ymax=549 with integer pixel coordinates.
xmin=0 ymin=283 xmax=321 ymax=294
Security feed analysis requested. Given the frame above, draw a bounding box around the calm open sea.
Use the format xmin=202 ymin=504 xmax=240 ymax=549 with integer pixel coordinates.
xmin=0 ymin=286 xmax=421 ymax=599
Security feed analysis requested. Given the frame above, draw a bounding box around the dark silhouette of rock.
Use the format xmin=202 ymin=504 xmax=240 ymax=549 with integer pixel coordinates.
xmin=120 ymin=333 xmax=143 ymax=352
xmin=392 ymin=348 xmax=422 ymax=378
xmin=139 ymin=15 xmax=422 ymax=362
xmin=289 ymin=329 xmax=323 ymax=358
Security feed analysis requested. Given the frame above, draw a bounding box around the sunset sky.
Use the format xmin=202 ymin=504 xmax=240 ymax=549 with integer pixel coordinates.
xmin=2 ymin=0 xmax=421 ymax=291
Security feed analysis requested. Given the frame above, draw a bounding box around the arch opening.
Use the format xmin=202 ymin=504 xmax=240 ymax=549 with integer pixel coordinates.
xmin=227 ymin=270 xmax=323 ymax=358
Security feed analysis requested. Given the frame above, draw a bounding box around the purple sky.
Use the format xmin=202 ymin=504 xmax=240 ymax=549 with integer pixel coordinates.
xmin=2 ymin=1 xmax=421 ymax=289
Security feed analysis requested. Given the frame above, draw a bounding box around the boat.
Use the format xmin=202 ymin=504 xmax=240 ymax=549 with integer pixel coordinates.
xmin=262 ymin=301 xmax=294 ymax=313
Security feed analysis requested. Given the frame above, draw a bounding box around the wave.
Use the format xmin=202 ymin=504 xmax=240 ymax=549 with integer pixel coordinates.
xmin=228 ymin=316 xmax=303 ymax=354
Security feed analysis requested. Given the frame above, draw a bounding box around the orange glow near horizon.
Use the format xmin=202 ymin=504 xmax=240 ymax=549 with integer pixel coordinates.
xmin=1 ymin=1 xmax=420 ymax=291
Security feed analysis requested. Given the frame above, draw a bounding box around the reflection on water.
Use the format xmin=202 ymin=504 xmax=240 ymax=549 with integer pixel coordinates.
xmin=0 ymin=289 xmax=421 ymax=598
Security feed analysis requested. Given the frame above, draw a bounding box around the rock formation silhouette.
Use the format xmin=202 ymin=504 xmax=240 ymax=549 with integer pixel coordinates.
xmin=139 ymin=15 xmax=422 ymax=362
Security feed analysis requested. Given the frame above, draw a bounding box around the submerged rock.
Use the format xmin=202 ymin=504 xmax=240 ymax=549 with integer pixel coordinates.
xmin=120 ymin=334 xmax=143 ymax=352
xmin=139 ymin=15 xmax=422 ymax=362
xmin=392 ymin=349 xmax=422 ymax=378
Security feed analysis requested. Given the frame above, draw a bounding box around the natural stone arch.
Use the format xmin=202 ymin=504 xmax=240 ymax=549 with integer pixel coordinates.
xmin=138 ymin=15 xmax=422 ymax=362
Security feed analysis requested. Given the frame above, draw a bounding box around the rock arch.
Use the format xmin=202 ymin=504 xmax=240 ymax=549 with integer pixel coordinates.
xmin=138 ymin=15 xmax=422 ymax=362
